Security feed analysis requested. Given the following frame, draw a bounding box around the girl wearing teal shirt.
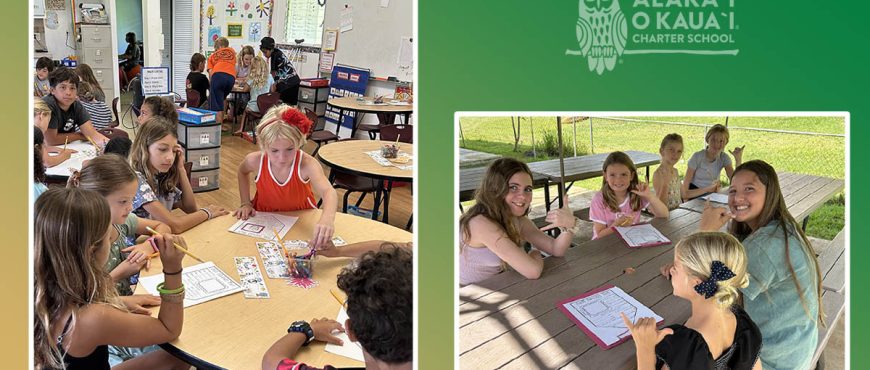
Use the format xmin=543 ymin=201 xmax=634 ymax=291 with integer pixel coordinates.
xmin=700 ymin=160 xmax=823 ymax=370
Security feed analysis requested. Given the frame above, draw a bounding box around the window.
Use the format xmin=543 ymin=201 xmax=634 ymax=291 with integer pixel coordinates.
xmin=285 ymin=0 xmax=325 ymax=47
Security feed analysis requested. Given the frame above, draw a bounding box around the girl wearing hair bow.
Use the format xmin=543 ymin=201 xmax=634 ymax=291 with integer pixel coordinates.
xmin=622 ymin=232 xmax=762 ymax=370
xmin=233 ymin=105 xmax=338 ymax=250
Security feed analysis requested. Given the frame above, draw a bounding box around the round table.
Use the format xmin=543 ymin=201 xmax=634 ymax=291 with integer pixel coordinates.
xmin=134 ymin=210 xmax=412 ymax=369
xmin=326 ymin=96 xmax=413 ymax=138
xmin=44 ymin=140 xmax=100 ymax=183
xmin=317 ymin=140 xmax=413 ymax=224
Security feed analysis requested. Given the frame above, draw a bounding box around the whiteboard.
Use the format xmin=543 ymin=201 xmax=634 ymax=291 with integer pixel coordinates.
xmin=323 ymin=0 xmax=412 ymax=82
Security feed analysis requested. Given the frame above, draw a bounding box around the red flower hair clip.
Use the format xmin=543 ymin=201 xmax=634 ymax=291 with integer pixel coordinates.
xmin=281 ymin=108 xmax=312 ymax=136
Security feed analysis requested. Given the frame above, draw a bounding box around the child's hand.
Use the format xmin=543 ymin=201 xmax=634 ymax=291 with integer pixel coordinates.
xmin=610 ymin=215 xmax=634 ymax=228
xmin=111 ymin=258 xmax=145 ymax=280
xmin=729 ymin=145 xmax=745 ymax=162
xmin=155 ymin=234 xmax=186 ymax=271
xmin=659 ymin=263 xmax=673 ymax=280
xmin=310 ymin=221 xmax=335 ymax=251
xmin=700 ymin=201 xmax=732 ymax=231
xmin=126 ymin=244 xmax=153 ymax=271
xmin=120 ymin=294 xmax=162 ymax=315
xmin=706 ymin=180 xmax=721 ymax=194
xmin=317 ymin=240 xmax=339 ymax=257
xmin=203 ymin=204 xmax=229 ymax=219
xmin=540 ymin=195 xmax=575 ymax=231
xmin=234 ymin=204 xmax=256 ymax=220
xmin=174 ymin=144 xmax=187 ymax=170
xmin=620 ymin=313 xmax=673 ymax=351
xmin=631 ymin=182 xmax=654 ymax=199
xmin=310 ymin=318 xmax=345 ymax=345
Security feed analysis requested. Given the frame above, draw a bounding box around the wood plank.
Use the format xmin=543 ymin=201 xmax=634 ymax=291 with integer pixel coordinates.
xmin=813 ymin=289 xmax=846 ymax=366
xmin=789 ymin=178 xmax=844 ymax=223
xmin=823 ymin=250 xmax=845 ymax=294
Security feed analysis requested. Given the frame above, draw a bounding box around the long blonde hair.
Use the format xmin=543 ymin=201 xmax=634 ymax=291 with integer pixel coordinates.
xmin=600 ymin=151 xmax=642 ymax=212
xmin=33 ymin=188 xmax=121 ymax=368
xmin=130 ymin=117 xmax=181 ymax=197
xmin=675 ymin=232 xmax=749 ymax=309
xmin=729 ymin=160 xmax=824 ymax=326
xmin=257 ymin=104 xmax=310 ymax=151
xmin=459 ymin=158 xmax=532 ymax=250
xmin=247 ymin=56 xmax=269 ymax=89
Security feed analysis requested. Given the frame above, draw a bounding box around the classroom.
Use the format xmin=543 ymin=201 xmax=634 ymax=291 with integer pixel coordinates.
xmin=32 ymin=0 xmax=413 ymax=369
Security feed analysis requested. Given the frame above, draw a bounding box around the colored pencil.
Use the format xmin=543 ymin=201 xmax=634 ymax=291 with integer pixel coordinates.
xmin=145 ymin=226 xmax=205 ymax=263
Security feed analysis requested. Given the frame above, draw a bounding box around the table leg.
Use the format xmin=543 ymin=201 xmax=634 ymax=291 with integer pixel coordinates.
xmin=371 ymin=182 xmax=384 ymax=221
xmin=403 ymin=112 xmax=411 ymax=125
xmin=646 ymin=166 xmax=650 ymax=183
xmin=544 ymin=181 xmax=551 ymax=212
xmin=802 ymin=216 xmax=809 ymax=231
xmin=382 ymin=180 xmax=394 ymax=224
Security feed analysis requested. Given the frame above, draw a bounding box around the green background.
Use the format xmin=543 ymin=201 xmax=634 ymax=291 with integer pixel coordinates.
xmin=3 ymin=0 xmax=867 ymax=368
xmin=419 ymin=1 xmax=865 ymax=368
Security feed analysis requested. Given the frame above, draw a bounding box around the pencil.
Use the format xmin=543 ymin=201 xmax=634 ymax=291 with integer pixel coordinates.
xmin=85 ymin=135 xmax=100 ymax=152
xmin=272 ymin=227 xmax=291 ymax=258
xmin=145 ymin=226 xmax=205 ymax=263
xmin=62 ymin=136 xmax=68 ymax=151
xmin=148 ymin=252 xmax=160 ymax=259
xmin=330 ymin=289 xmax=345 ymax=307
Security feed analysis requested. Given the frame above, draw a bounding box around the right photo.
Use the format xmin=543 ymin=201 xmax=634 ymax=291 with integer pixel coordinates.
xmin=456 ymin=114 xmax=847 ymax=370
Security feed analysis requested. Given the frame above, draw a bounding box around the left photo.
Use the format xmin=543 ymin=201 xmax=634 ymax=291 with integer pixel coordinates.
xmin=32 ymin=0 xmax=414 ymax=369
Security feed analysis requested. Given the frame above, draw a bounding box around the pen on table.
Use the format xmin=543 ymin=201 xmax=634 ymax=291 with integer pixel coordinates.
xmin=144 ymin=226 xmax=205 ymax=263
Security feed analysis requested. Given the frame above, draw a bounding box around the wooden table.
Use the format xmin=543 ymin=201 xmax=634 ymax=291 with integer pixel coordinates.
xmin=459 ymin=209 xmax=703 ymax=369
xmin=679 ymin=172 xmax=844 ymax=228
xmin=317 ymin=140 xmax=413 ymax=224
xmin=326 ymin=96 xmax=413 ymax=138
xmin=135 ymin=210 xmax=412 ymax=370
xmin=44 ymin=140 xmax=100 ymax=182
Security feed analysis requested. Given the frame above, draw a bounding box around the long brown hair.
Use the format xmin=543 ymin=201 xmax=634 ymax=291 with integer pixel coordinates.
xmin=459 ymin=158 xmax=532 ymax=250
xmin=142 ymin=96 xmax=180 ymax=123
xmin=68 ymin=154 xmax=137 ymax=196
xmin=728 ymin=160 xmax=824 ymax=326
xmin=600 ymin=151 xmax=642 ymax=212
xmin=75 ymin=63 xmax=105 ymax=100
xmin=130 ymin=117 xmax=181 ymax=197
xmin=33 ymin=188 xmax=120 ymax=368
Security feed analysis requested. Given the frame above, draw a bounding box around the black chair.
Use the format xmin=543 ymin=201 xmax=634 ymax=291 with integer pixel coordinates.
xmin=240 ymin=92 xmax=282 ymax=143
xmin=306 ymin=108 xmax=338 ymax=157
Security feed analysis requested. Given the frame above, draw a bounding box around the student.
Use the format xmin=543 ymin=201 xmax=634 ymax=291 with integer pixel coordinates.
xmin=186 ymin=53 xmax=210 ymax=108
xmin=682 ymin=124 xmax=745 ymax=200
xmin=458 ymin=158 xmax=576 ymax=286
xmin=590 ymin=151 xmax=669 ymax=239
xmin=698 ymin=160 xmax=823 ymax=370
xmin=118 ymin=32 xmax=142 ymax=88
xmin=652 ymin=133 xmax=685 ymax=210
xmin=34 ymin=56 xmax=54 ymax=98
xmin=229 ymin=45 xmax=257 ymax=124
xmin=33 ymin=188 xmax=189 ymax=370
xmin=103 ymin=137 xmax=133 ymax=158
xmin=137 ymin=96 xmax=180 ymax=127
xmin=236 ymin=45 xmax=255 ymax=81
xmin=35 ymin=99 xmax=77 ymax=161
xmin=34 ymin=98 xmax=52 ymax=132
xmin=42 ymin=67 xmax=109 ymax=146
xmin=207 ymin=37 xmax=237 ymax=125
xmin=237 ymin=56 xmax=274 ymax=134
xmin=35 ymin=122 xmax=72 ymax=170
xmin=623 ymin=232 xmax=762 ymax=370
xmin=130 ymin=117 xmax=228 ymax=233
xmin=78 ymin=81 xmax=113 ymax=130
xmin=259 ymin=36 xmax=301 ymax=105
xmin=233 ymin=105 xmax=338 ymax=249
xmin=261 ymin=245 xmax=412 ymax=370
xmin=76 ymin=63 xmax=106 ymax=102
xmin=33 ymin=127 xmax=52 ymax=201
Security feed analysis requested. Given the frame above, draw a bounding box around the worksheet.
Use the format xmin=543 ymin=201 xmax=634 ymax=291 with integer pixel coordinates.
xmin=613 ymin=223 xmax=671 ymax=248
xmin=557 ymin=285 xmax=663 ymax=349
xmin=325 ymin=308 xmax=365 ymax=362
xmin=228 ymin=212 xmax=298 ymax=241
xmin=139 ymin=262 xmax=244 ymax=307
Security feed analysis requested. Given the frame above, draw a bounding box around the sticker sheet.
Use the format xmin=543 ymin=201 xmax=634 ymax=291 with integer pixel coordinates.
xmin=256 ymin=242 xmax=290 ymax=278
xmin=233 ymin=256 xmax=270 ymax=298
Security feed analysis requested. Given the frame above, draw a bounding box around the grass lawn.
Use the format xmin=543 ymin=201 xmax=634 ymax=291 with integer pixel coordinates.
xmin=459 ymin=116 xmax=847 ymax=239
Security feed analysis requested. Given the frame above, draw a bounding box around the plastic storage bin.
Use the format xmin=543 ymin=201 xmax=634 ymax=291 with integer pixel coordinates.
xmin=298 ymin=86 xmax=329 ymax=103
xmin=186 ymin=147 xmax=221 ymax=171
xmin=190 ymin=168 xmax=219 ymax=192
xmin=298 ymin=101 xmax=326 ymax=117
xmin=177 ymin=107 xmax=217 ymax=124
xmin=178 ymin=122 xmax=221 ymax=149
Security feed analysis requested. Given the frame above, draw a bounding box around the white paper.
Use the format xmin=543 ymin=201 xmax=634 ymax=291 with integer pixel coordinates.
xmin=228 ymin=212 xmax=299 ymax=241
xmin=702 ymin=192 xmax=729 ymax=204
xmin=397 ymin=37 xmax=413 ymax=67
xmin=139 ymin=262 xmax=244 ymax=307
xmin=44 ymin=141 xmax=98 ymax=177
xmin=340 ymin=6 xmax=353 ymax=32
xmin=561 ymin=286 xmax=663 ymax=347
xmin=365 ymin=150 xmax=413 ymax=168
xmin=323 ymin=29 xmax=338 ymax=51
xmin=614 ymin=223 xmax=670 ymax=248
xmin=141 ymin=67 xmax=170 ymax=96
xmin=325 ymin=308 xmax=365 ymax=362
xmin=319 ymin=52 xmax=335 ymax=72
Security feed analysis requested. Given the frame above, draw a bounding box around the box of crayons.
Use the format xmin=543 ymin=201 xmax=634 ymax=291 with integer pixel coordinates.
xmin=177 ymin=107 xmax=217 ymax=124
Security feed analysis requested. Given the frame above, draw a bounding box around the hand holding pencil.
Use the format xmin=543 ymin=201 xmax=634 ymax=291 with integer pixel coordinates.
xmin=145 ymin=227 xmax=195 ymax=270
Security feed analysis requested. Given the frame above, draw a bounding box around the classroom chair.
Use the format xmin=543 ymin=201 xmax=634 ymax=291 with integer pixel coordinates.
xmin=240 ymin=92 xmax=282 ymax=144
xmin=185 ymin=89 xmax=201 ymax=110
xmin=326 ymin=139 xmax=384 ymax=218
xmin=306 ymin=108 xmax=338 ymax=157
xmin=379 ymin=124 xmax=413 ymax=143
xmin=110 ymin=97 xmax=120 ymax=128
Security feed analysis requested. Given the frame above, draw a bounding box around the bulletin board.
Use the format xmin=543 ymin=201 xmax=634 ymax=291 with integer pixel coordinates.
xmin=200 ymin=0 xmax=274 ymax=52
xmin=323 ymin=0 xmax=413 ymax=82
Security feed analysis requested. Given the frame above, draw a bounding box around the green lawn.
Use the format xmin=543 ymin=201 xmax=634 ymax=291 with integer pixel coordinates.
xmin=459 ymin=116 xmax=847 ymax=239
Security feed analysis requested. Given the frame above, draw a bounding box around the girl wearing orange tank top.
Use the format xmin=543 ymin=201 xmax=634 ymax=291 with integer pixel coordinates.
xmin=234 ymin=105 xmax=338 ymax=249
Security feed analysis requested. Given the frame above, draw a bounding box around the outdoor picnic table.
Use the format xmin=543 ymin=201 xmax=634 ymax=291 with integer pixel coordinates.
xmin=459 ymin=208 xmax=702 ymax=369
xmin=679 ymin=172 xmax=844 ymax=229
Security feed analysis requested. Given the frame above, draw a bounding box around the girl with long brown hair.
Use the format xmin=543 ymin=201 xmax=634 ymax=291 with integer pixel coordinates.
xmin=590 ymin=151 xmax=669 ymax=239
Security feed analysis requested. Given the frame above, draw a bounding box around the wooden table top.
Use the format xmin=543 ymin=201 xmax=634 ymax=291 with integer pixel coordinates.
xmin=135 ymin=210 xmax=412 ymax=369
xmin=527 ymin=150 xmax=660 ymax=183
xmin=326 ymin=96 xmax=413 ymax=114
xmin=317 ymin=140 xmax=414 ymax=182
xmin=44 ymin=141 xmax=100 ymax=179
xmin=459 ymin=209 xmax=703 ymax=370
xmin=679 ymin=172 xmax=845 ymax=222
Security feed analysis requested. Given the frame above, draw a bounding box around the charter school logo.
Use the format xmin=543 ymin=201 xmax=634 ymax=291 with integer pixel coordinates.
xmin=567 ymin=0 xmax=738 ymax=74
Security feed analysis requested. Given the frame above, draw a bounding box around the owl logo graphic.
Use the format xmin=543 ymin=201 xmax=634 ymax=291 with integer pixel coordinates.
xmin=575 ymin=0 xmax=628 ymax=74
